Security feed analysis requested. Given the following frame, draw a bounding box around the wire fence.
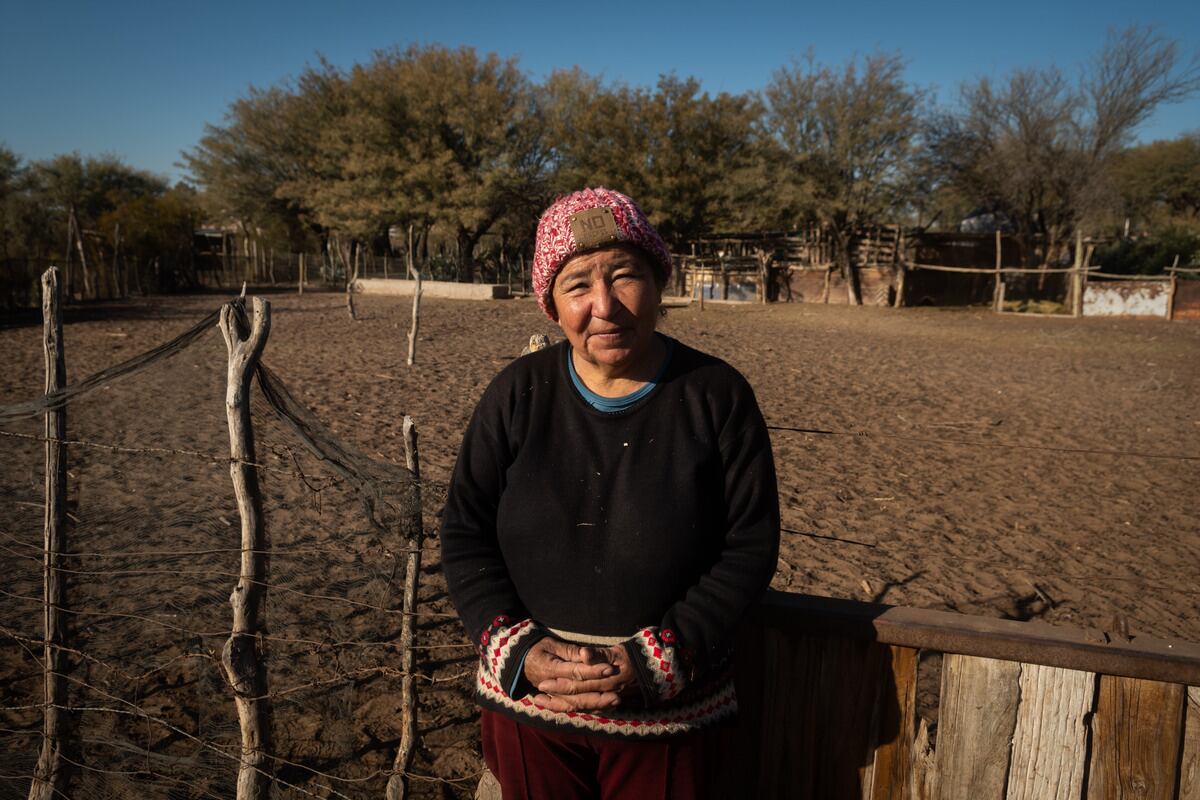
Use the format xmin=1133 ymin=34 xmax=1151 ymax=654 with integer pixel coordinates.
xmin=0 ymin=277 xmax=475 ymax=799
xmin=2 ymin=273 xmax=1197 ymax=798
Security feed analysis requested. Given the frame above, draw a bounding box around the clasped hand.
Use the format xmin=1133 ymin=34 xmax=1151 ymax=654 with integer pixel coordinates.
xmin=522 ymin=638 xmax=637 ymax=712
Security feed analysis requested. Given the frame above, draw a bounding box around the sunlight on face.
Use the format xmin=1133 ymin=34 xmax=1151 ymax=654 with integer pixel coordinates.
xmin=551 ymin=245 xmax=662 ymax=375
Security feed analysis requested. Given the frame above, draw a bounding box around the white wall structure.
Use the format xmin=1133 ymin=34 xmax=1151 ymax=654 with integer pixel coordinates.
xmin=1082 ymin=280 xmax=1170 ymax=319
xmin=353 ymin=278 xmax=510 ymax=300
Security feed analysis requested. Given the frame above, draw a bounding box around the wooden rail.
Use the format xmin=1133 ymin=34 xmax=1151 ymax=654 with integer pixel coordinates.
xmin=733 ymin=591 xmax=1200 ymax=798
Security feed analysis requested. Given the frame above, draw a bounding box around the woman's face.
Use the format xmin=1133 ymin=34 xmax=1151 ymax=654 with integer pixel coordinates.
xmin=551 ymin=245 xmax=662 ymax=374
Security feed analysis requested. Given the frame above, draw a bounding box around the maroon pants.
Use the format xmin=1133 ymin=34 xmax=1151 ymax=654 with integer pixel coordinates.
xmin=480 ymin=709 xmax=730 ymax=799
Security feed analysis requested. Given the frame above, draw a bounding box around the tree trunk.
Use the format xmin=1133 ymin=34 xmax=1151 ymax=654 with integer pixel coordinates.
xmin=29 ymin=268 xmax=70 ymax=800
xmin=837 ymin=229 xmax=862 ymax=306
xmin=892 ymin=230 xmax=907 ymax=308
xmin=70 ymin=207 xmax=92 ymax=300
xmin=113 ymin=223 xmax=126 ymax=299
xmin=217 ymin=298 xmax=273 ymax=800
xmin=1038 ymin=227 xmax=1059 ymax=292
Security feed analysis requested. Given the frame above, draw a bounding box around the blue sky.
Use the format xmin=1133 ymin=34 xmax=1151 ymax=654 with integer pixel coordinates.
xmin=1 ymin=0 xmax=1197 ymax=184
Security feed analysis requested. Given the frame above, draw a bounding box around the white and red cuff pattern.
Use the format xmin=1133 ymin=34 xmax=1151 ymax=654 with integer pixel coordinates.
xmin=476 ymin=615 xmax=547 ymax=695
xmin=625 ymin=626 xmax=686 ymax=703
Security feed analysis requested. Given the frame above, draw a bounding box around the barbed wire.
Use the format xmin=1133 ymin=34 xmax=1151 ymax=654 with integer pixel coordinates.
xmin=0 ymin=545 xmax=459 ymax=619
xmin=0 ymin=529 xmax=445 ymax=559
xmin=0 ymin=428 xmax=452 ymax=496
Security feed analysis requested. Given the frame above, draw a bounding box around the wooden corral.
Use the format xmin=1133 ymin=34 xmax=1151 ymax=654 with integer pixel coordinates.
xmin=678 ymin=226 xmax=904 ymax=306
xmin=734 ymin=592 xmax=1200 ymax=799
xmin=785 ymin=266 xmax=896 ymax=306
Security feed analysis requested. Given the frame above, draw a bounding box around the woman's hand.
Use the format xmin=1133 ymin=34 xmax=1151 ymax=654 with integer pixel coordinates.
xmin=525 ymin=641 xmax=638 ymax=712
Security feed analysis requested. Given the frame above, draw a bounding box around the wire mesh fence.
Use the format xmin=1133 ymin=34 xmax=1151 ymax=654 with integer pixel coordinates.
xmin=0 ymin=279 xmax=476 ymax=799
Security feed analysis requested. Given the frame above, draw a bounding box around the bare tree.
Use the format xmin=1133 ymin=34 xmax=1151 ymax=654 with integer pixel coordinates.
xmin=926 ymin=26 xmax=1200 ymax=254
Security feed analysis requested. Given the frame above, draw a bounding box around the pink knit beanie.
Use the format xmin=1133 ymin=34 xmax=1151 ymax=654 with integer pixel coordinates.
xmin=532 ymin=187 xmax=672 ymax=320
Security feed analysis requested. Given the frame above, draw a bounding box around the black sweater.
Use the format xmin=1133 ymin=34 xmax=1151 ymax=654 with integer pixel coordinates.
xmin=440 ymin=336 xmax=779 ymax=737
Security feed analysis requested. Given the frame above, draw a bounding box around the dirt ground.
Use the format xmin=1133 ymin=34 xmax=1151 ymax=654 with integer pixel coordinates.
xmin=1 ymin=290 xmax=1197 ymax=797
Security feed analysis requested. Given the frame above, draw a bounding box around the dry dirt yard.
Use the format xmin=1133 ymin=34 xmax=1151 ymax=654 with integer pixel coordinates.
xmin=1 ymin=290 xmax=1196 ymax=796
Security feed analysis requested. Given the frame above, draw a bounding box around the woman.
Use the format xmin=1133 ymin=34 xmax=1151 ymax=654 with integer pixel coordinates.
xmin=441 ymin=188 xmax=779 ymax=798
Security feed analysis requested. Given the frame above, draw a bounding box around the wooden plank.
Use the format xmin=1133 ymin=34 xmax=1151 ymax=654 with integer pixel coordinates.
xmin=1180 ymin=686 xmax=1200 ymax=800
xmin=751 ymin=630 xmax=890 ymax=798
xmin=869 ymin=646 xmax=919 ymax=800
xmin=910 ymin=716 xmax=937 ymax=800
xmin=1086 ymin=675 xmax=1185 ymax=800
xmin=1005 ymin=663 xmax=1093 ymax=800
xmin=756 ymin=593 xmax=1200 ymax=686
xmin=934 ymin=655 xmax=1020 ymax=800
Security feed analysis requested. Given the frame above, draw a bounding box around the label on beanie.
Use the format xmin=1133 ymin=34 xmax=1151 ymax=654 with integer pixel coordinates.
xmin=570 ymin=207 xmax=621 ymax=249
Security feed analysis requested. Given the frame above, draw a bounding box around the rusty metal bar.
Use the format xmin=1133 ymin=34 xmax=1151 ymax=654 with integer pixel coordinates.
xmin=755 ymin=592 xmax=1200 ymax=686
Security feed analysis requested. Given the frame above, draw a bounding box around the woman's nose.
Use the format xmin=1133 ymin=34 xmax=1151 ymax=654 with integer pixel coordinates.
xmin=590 ymin=281 xmax=617 ymax=318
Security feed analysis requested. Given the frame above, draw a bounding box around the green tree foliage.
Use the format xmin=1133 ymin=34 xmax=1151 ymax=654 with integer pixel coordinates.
xmin=1096 ymin=225 xmax=1200 ymax=275
xmin=187 ymin=46 xmax=547 ymax=275
xmin=9 ymin=28 xmax=1196 ymax=302
xmin=0 ymin=149 xmax=200 ymax=299
xmin=541 ymin=72 xmax=769 ymax=240
xmin=181 ymin=74 xmax=331 ymax=250
xmin=764 ymin=52 xmax=925 ymax=301
xmin=1110 ymin=133 xmax=1200 ymax=226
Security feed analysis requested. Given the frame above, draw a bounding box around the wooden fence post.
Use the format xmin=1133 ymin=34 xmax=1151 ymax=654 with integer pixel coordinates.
xmin=29 ymin=268 xmax=70 ymax=800
xmin=407 ymin=266 xmax=422 ymax=367
xmin=1070 ymin=230 xmax=1084 ymax=318
xmin=992 ymin=230 xmax=1004 ymax=312
xmin=1167 ymin=255 xmax=1180 ymax=321
xmin=386 ymin=417 xmax=423 ymax=800
xmin=894 ymin=231 xmax=908 ymax=308
xmin=346 ymin=240 xmax=359 ymax=321
xmin=218 ymin=298 xmax=272 ymax=800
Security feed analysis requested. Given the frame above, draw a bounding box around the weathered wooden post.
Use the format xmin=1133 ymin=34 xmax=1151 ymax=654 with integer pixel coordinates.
xmin=386 ymin=416 xmax=423 ymax=800
xmin=407 ymin=266 xmax=422 ymax=367
xmin=755 ymin=248 xmax=772 ymax=304
xmin=218 ymin=297 xmax=272 ymax=800
xmin=1167 ymin=255 xmax=1180 ymax=321
xmin=346 ymin=240 xmax=359 ymax=321
xmin=893 ymin=230 xmax=907 ymax=308
xmin=992 ymin=230 xmax=1004 ymax=312
xmin=29 ymin=268 xmax=69 ymax=800
xmin=1070 ymin=227 xmax=1089 ymax=316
